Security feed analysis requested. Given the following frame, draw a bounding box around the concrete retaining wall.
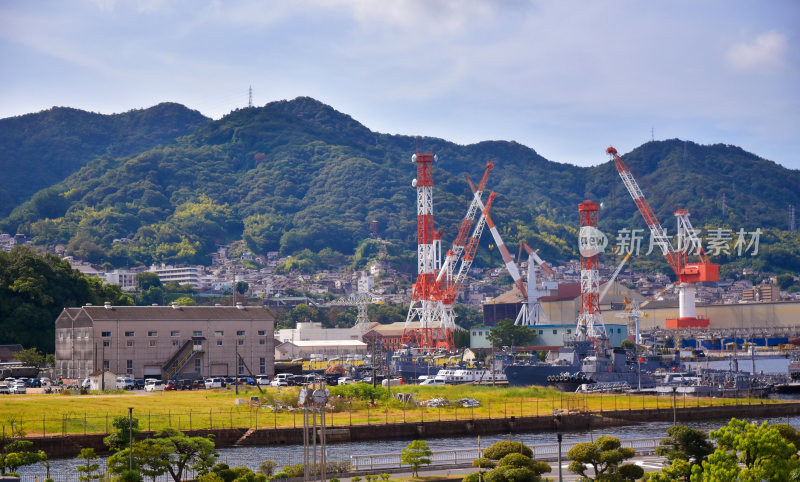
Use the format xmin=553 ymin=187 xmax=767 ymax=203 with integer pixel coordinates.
xmin=26 ymin=401 xmax=800 ymax=458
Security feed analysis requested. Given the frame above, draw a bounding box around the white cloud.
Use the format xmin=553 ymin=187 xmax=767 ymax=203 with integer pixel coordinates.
xmin=726 ymin=30 xmax=788 ymax=71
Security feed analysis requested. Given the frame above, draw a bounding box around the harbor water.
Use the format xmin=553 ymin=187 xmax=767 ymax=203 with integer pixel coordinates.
xmin=18 ymin=410 xmax=800 ymax=477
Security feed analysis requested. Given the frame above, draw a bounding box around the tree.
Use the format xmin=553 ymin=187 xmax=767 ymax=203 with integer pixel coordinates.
xmin=487 ymin=319 xmax=536 ymax=348
xmin=235 ymin=281 xmax=249 ymax=295
xmin=619 ymin=340 xmax=635 ymax=350
xmin=465 ymin=441 xmax=550 ymax=482
xmin=0 ymin=439 xmax=47 ymax=475
xmin=154 ymin=429 xmax=218 ymax=481
xmin=135 ymin=272 xmax=162 ymax=291
xmin=174 ymin=296 xmax=196 ymax=306
xmin=655 ymin=425 xmax=713 ymax=469
xmin=776 ymin=273 xmax=795 ymax=291
xmin=104 ymin=415 xmax=141 ymax=452
xmin=76 ymin=448 xmax=102 ymax=481
xmin=400 ymin=440 xmax=432 ymax=477
xmin=691 ymin=418 xmax=800 ymax=481
xmin=567 ymin=435 xmax=643 ymax=481
xmin=13 ymin=347 xmax=45 ymax=367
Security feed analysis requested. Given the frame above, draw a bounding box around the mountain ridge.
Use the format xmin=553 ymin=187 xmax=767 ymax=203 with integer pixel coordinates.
xmin=1 ymin=97 xmax=798 ymax=275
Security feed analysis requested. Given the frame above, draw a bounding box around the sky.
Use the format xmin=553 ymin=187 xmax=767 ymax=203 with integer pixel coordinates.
xmin=1 ymin=0 xmax=798 ymax=169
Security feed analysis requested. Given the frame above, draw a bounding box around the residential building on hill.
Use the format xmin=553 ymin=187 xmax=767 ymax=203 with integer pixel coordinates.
xmin=55 ymin=303 xmax=275 ymax=380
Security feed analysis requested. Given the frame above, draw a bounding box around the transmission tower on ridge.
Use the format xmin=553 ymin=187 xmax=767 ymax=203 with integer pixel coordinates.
xmin=248 ymin=86 xmax=253 ymax=108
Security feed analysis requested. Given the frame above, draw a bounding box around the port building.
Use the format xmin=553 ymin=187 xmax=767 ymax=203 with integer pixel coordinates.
xmin=54 ymin=303 xmax=275 ymax=381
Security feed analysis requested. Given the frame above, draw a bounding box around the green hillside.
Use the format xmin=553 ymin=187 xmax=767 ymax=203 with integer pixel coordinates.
xmin=0 ymin=103 xmax=210 ymax=218
xmin=1 ymin=97 xmax=798 ymax=276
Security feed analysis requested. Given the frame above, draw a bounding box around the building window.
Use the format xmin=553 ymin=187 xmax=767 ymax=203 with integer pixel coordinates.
xmin=258 ymin=330 xmax=266 ymax=336
xmin=149 ymin=340 xmax=157 ymax=347
xmin=259 ymin=339 xmax=266 ymax=345
xmin=618 ymin=328 xmax=622 ymax=334
xmin=238 ymin=339 xmax=244 ymax=346
xmin=472 ymin=331 xmax=476 ymax=336
xmin=236 ymin=330 xmax=245 ymax=336
xmin=194 ymin=358 xmax=201 ymax=374
xmin=259 ymin=357 xmax=266 ymax=374
xmin=126 ymin=341 xmax=135 ymax=347
xmin=126 ymin=360 xmax=133 ymax=375
xmin=170 ymin=330 xmax=179 ymax=337
xmin=103 ymin=340 xmax=110 ymax=347
xmin=238 ymin=358 xmax=244 ymax=376
xmin=59 ymin=332 xmax=64 ymax=340
xmin=539 ymin=330 xmax=543 ymax=335
xmin=172 ymin=340 xmax=180 ymax=347
xmin=567 ymin=329 xmax=572 ymax=334
xmin=214 ymin=331 xmax=224 ymax=337
xmin=217 ymin=340 xmax=223 ymax=346
xmin=103 ymin=360 xmax=109 ymax=370
xmin=553 ymin=330 xmax=558 ymax=335
xmin=125 ymin=331 xmax=135 ymax=337
xmin=102 ymin=331 xmax=111 ymax=337
xmin=193 ymin=330 xmax=202 ymax=337
xmin=148 ymin=331 xmax=158 ymax=337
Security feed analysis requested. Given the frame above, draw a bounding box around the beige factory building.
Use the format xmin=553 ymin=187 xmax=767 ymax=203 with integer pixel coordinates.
xmin=55 ymin=303 xmax=275 ymax=381
xmin=604 ymin=300 xmax=800 ymax=331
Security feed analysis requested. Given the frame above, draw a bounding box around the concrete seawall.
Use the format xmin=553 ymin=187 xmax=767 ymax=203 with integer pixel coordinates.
xmin=27 ymin=401 xmax=800 ymax=458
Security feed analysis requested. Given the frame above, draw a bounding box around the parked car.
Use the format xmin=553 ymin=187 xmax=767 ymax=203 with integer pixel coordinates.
xmin=420 ymin=378 xmax=445 ymax=386
xmin=177 ymin=379 xmax=194 ymax=390
xmin=237 ymin=377 xmax=256 ymax=386
xmin=337 ymin=377 xmax=355 ymax=386
xmin=0 ymin=384 xmax=9 ymax=395
xmin=144 ymin=379 xmax=163 ymax=392
xmin=11 ymin=381 xmax=27 ymax=394
xmin=256 ymin=376 xmax=271 ymax=386
xmin=270 ymin=373 xmax=292 ymax=387
xmin=26 ymin=379 xmax=42 ymax=388
xmin=192 ymin=378 xmax=206 ymax=390
xmin=205 ymin=377 xmax=224 ymax=389
xmin=116 ymin=377 xmax=134 ymax=390
xmin=223 ymin=377 xmax=234 ymax=387
xmin=134 ymin=379 xmax=145 ymax=390
xmin=164 ymin=380 xmax=179 ymax=391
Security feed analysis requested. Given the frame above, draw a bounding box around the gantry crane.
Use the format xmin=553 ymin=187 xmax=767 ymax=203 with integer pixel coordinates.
xmin=616 ymin=282 xmax=679 ymax=344
xmin=325 ymin=292 xmax=384 ymax=332
xmin=606 ymin=146 xmax=719 ymax=329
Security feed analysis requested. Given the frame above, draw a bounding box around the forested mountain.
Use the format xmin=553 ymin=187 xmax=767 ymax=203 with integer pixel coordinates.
xmin=0 ymin=103 xmax=210 ymax=218
xmin=1 ymin=97 xmax=798 ymax=275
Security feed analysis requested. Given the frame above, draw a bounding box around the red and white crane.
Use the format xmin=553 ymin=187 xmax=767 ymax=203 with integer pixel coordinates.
xmin=401 ymin=154 xmax=495 ymax=351
xmin=606 ymin=146 xmax=719 ymax=329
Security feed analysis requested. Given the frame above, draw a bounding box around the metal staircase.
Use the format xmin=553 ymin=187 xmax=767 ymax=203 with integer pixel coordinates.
xmin=162 ymin=339 xmax=203 ymax=380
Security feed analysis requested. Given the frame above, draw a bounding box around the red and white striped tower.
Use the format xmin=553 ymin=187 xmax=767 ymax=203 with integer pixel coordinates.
xmin=577 ymin=200 xmax=607 ymax=339
xmin=402 ymin=153 xmax=452 ymax=350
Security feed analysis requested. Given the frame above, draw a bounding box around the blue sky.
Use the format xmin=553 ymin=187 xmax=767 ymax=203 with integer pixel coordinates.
xmin=1 ymin=1 xmax=798 ymax=169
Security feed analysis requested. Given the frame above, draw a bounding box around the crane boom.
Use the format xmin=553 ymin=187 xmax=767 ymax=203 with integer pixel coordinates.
xmin=598 ymin=252 xmax=631 ymax=303
xmin=606 ymin=146 xmax=681 ymax=275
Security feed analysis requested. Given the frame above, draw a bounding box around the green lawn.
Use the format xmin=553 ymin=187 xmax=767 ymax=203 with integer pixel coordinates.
xmin=0 ymin=384 xmax=780 ymax=437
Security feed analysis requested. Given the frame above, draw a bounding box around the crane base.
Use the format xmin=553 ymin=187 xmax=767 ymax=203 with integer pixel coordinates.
xmin=666 ymin=316 xmax=710 ymax=329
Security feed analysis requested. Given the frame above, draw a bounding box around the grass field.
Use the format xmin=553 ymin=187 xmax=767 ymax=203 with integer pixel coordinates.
xmin=0 ymin=384 xmax=780 ymax=438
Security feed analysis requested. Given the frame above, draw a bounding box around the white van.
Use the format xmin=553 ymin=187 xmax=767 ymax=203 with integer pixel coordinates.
xmin=116 ymin=377 xmax=135 ymax=390
xmin=205 ymin=377 xmax=224 ymax=389
xmin=144 ymin=379 xmax=163 ymax=392
xmin=419 ymin=378 xmax=445 ymax=386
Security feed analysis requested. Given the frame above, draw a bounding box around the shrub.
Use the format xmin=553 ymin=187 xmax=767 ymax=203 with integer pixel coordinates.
xmin=472 ymin=457 xmax=498 ymax=469
xmin=462 ymin=472 xmax=481 ymax=482
xmin=351 ymin=477 xmax=362 ymax=482
xmin=497 ymin=453 xmax=533 ymax=469
xmin=271 ymin=472 xmax=289 ymax=480
xmin=258 ymin=460 xmax=276 ymax=476
xmin=115 ymin=470 xmax=143 ymax=482
xmin=483 ymin=441 xmax=533 ymax=460
xmin=365 ymin=475 xmax=378 ymax=482
xmin=329 ymin=479 xmax=340 ymax=482
xmin=379 ymin=474 xmax=390 ymax=481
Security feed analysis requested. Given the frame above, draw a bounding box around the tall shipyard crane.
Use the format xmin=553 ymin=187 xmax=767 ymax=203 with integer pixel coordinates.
xmin=464 ymin=171 xmax=554 ymax=326
xmin=606 ymin=146 xmax=719 ymax=329
xmin=401 ymin=154 xmax=495 ymax=351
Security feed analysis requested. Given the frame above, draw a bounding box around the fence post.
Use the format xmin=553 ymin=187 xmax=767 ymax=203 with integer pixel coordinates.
xmin=84 ymin=412 xmax=87 ymax=435
xmin=43 ymin=414 xmax=46 ymax=437
xmin=148 ymin=411 xmax=151 ymax=432
xmin=190 ymin=410 xmax=192 ymax=431
xmin=210 ymin=409 xmax=212 ymax=429
xmin=488 ymin=402 xmax=491 ymax=419
xmin=403 ymin=404 xmax=405 ymax=423
xmin=385 ymin=406 xmax=388 ymax=424
xmin=105 ymin=413 xmax=108 ymax=434
xmin=274 ymin=409 xmax=277 ymax=429
xmin=349 ymin=402 xmax=352 ymax=426
xmin=367 ymin=405 xmax=370 ymax=425
xmin=504 ymin=401 xmax=507 ymax=419
xmin=169 ymin=409 xmax=172 ymax=428
xmin=230 ymin=409 xmax=233 ymax=429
